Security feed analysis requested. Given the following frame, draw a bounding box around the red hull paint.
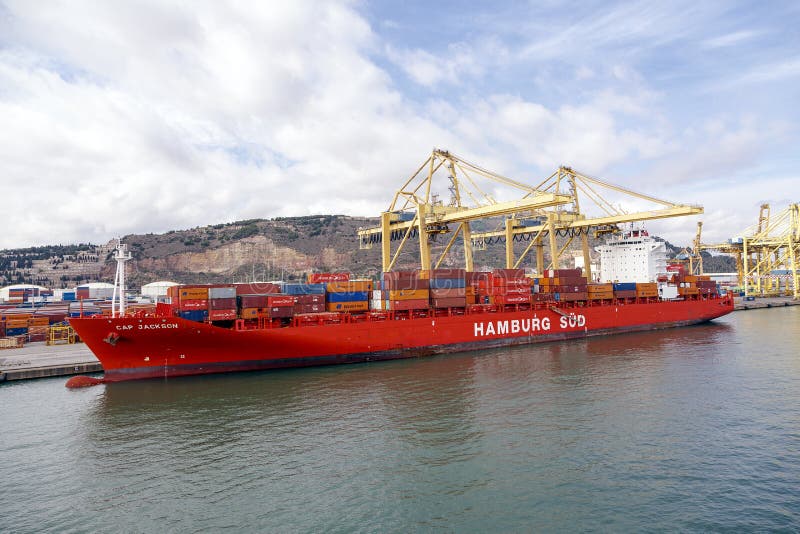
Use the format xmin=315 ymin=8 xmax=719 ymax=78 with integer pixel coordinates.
xmin=69 ymin=296 xmax=734 ymax=381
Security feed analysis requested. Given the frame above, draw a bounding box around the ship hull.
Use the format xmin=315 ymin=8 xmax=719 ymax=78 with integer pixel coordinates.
xmin=69 ymin=297 xmax=734 ymax=382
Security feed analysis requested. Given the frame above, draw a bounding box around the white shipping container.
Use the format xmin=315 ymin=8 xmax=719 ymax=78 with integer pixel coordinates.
xmin=209 ymin=287 xmax=236 ymax=299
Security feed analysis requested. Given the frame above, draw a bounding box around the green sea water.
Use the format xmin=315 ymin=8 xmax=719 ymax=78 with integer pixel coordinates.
xmin=1 ymin=307 xmax=799 ymax=532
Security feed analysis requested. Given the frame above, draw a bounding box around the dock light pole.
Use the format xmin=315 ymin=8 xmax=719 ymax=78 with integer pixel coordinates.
xmin=112 ymin=240 xmax=132 ymax=318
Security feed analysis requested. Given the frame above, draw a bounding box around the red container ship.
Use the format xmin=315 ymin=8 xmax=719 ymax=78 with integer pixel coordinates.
xmin=69 ymin=271 xmax=734 ymax=382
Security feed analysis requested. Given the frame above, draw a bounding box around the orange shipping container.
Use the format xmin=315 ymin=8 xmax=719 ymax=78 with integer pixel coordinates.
xmin=239 ymin=307 xmax=259 ymax=319
xmin=326 ymin=301 xmax=369 ymax=313
xmin=388 ymin=289 xmax=430 ymax=301
xmin=326 ymin=280 xmax=373 ymax=293
xmin=587 ymin=283 xmax=613 ymax=293
xmin=180 ymin=287 xmax=209 ymax=300
xmin=678 ymin=286 xmax=699 ymax=295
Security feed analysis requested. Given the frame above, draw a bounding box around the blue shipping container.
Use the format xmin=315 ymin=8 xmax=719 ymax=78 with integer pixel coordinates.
xmin=180 ymin=310 xmax=209 ymax=322
xmin=5 ymin=327 xmax=28 ymax=336
xmin=327 ymin=291 xmax=369 ymax=302
xmin=612 ymin=283 xmax=637 ymax=291
xmin=429 ymin=278 xmax=466 ymax=289
xmin=281 ymin=283 xmax=326 ymax=295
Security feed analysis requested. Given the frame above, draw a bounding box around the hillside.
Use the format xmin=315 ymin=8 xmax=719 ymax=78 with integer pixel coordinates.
xmin=0 ymin=215 xmax=737 ymax=289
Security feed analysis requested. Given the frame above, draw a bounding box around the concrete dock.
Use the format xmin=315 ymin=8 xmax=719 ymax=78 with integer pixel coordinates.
xmin=734 ymin=296 xmax=800 ymax=311
xmin=0 ymin=342 xmax=100 ymax=382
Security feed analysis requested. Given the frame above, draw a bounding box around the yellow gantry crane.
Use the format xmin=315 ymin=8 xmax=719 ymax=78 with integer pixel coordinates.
xmin=673 ymin=222 xmax=705 ymax=275
xmin=698 ymin=203 xmax=800 ymax=298
xmin=358 ymin=149 xmax=703 ymax=276
xmin=741 ymin=203 xmax=800 ymax=298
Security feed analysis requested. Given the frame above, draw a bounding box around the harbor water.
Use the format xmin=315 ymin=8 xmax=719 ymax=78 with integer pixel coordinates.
xmin=1 ymin=307 xmax=799 ymax=532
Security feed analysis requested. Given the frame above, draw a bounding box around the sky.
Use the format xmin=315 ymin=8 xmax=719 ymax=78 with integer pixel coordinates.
xmin=0 ymin=0 xmax=798 ymax=250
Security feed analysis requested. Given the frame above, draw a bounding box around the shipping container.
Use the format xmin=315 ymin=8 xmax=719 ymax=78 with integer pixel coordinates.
xmin=543 ymin=268 xmax=582 ymax=278
xmin=386 ymin=299 xmax=429 ymax=311
xmin=431 ymin=297 xmax=467 ymax=308
xmin=325 ymin=301 xmax=369 ymax=313
xmin=428 ymin=278 xmax=466 ymax=289
xmin=327 ymin=291 xmax=369 ymax=303
xmin=587 ymin=283 xmax=614 ymax=293
xmin=179 ymin=310 xmax=208 ymax=322
xmin=210 ymin=298 xmax=237 ymax=310
xmin=180 ymin=299 xmax=208 ymax=310
xmin=612 ymin=283 xmax=637 ymax=291
xmin=487 ymin=294 xmax=530 ymax=305
xmin=209 ymin=309 xmax=237 ymax=321
xmin=240 ymin=307 xmax=259 ymax=319
xmin=209 ymin=287 xmax=236 ymax=299
xmin=294 ymin=303 xmax=325 ymax=314
xmin=261 ymin=306 xmax=295 ymax=319
xmin=430 ymin=268 xmax=466 ymax=279
xmin=234 ymin=282 xmax=282 ymax=295
xmin=381 ymin=277 xmax=430 ymax=290
xmin=613 ymin=290 xmax=637 ymax=298
xmin=5 ymin=327 xmax=28 ymax=336
xmin=238 ymin=295 xmax=269 ymax=308
xmin=293 ymin=294 xmax=325 ymax=305
xmin=281 ymin=283 xmax=326 ymax=295
xmin=430 ymin=288 xmax=467 ymax=298
xmin=556 ymin=292 xmax=589 ymax=302
xmin=180 ymin=287 xmax=209 ymax=300
xmin=387 ymin=289 xmax=429 ymax=301
xmin=308 ymin=272 xmax=350 ymax=283
xmin=326 ymin=280 xmax=373 ymax=292
xmin=382 ymin=271 xmax=423 ymax=283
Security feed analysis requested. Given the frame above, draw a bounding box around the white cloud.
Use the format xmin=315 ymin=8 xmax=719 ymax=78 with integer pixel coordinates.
xmin=0 ymin=0 xmax=794 ymax=257
xmin=701 ymin=30 xmax=760 ymax=49
xmin=386 ymin=41 xmax=486 ymax=87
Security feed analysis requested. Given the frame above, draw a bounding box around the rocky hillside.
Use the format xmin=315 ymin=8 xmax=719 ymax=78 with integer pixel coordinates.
xmin=0 ymin=215 xmax=737 ymax=289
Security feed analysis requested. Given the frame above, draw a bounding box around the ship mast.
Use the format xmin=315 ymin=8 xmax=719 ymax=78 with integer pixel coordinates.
xmin=111 ymin=239 xmax=132 ymax=318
